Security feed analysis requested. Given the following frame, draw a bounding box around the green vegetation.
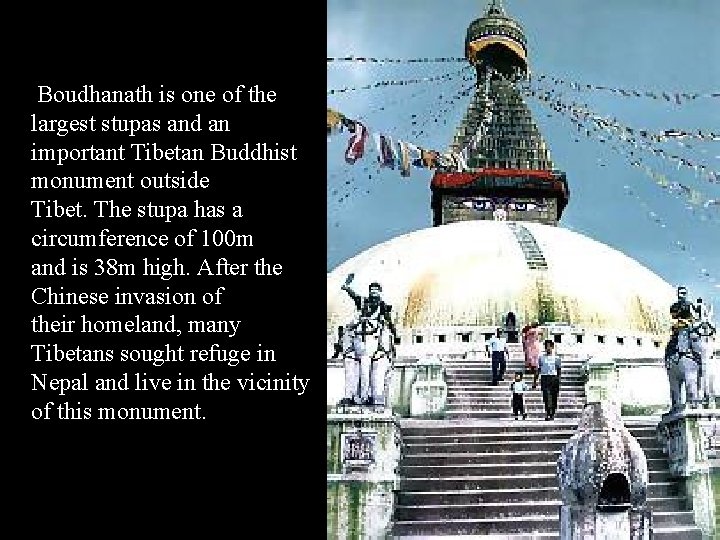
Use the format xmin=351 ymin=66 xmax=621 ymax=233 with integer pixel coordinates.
xmin=328 ymin=428 xmax=340 ymax=474
xmin=347 ymin=482 xmax=365 ymax=540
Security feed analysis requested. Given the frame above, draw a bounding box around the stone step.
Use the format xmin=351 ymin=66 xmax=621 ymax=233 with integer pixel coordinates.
xmin=442 ymin=367 xmax=583 ymax=373
xmin=446 ymin=397 xmax=586 ymax=406
xmin=627 ymin=427 xmax=661 ymax=436
xmin=445 ymin=400 xmax=584 ymax=409
xmin=391 ymin=534 xmax=561 ymax=540
xmin=445 ymin=390 xmax=587 ymax=396
xmin=445 ymin=376 xmax=585 ymax=383
xmin=393 ymin=500 xmax=691 ymax=521
xmin=402 ymin=431 xmax=578 ymax=444
xmin=651 ymin=511 xmax=698 ymax=526
xmin=636 ymin=437 xmax=666 ymax=449
xmin=445 ymin=380 xmax=586 ymax=387
xmin=401 ymin=448 xmax=668 ymax=465
xmin=447 ymin=386 xmax=586 ymax=393
xmin=448 ymin=394 xmax=582 ymax=401
xmin=393 ymin=516 xmax=559 ymax=537
xmin=396 ymin=485 xmax=682 ymax=505
xmin=402 ymin=428 xmax=578 ymax=439
xmin=444 ymin=371 xmax=585 ymax=377
xmin=444 ymin=369 xmax=585 ymax=375
xmin=402 ymin=434 xmax=663 ymax=449
xmin=392 ymin=515 xmax=559 ymax=536
xmin=445 ymin=378 xmax=585 ymax=384
xmin=445 ymin=362 xmax=585 ymax=369
xmin=444 ymin=395 xmax=585 ymax=401
xmin=399 ymin=471 xmax=671 ymax=491
xmin=402 ymin=440 xmax=585 ymax=454
xmin=630 ymin=433 xmax=661 ymax=440
xmin=393 ymin=512 xmax=699 ymax=536
xmin=445 ymin=361 xmax=585 ymax=367
xmin=391 ymin=523 xmax=704 ymax=538
xmin=400 ymin=423 xmax=579 ymax=435
xmin=398 ymin=459 xmax=672 ymax=478
xmin=444 ymin=403 xmax=583 ymax=412
xmin=446 ymin=368 xmax=585 ymax=374
xmin=394 ymin=501 xmax=560 ymax=521
xmin=446 ymin=410 xmax=583 ymax=420
xmin=652 ymin=527 xmax=703 ymax=540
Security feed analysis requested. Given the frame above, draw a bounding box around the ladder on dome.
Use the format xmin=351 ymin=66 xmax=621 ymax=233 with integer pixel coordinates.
xmin=507 ymin=222 xmax=548 ymax=270
xmin=508 ymin=222 xmax=555 ymax=321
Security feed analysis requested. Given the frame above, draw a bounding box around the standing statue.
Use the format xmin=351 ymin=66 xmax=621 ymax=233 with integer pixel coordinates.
xmin=338 ymin=273 xmax=397 ymax=407
xmin=664 ymin=286 xmax=716 ymax=410
xmin=695 ymin=298 xmax=718 ymax=402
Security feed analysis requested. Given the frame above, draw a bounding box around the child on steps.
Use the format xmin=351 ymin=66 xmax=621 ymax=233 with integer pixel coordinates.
xmin=510 ymin=371 xmax=528 ymax=420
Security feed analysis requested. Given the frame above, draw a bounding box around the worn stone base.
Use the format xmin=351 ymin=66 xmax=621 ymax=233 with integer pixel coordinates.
xmin=327 ymin=480 xmax=395 ymax=540
xmin=657 ymin=408 xmax=718 ymax=539
xmin=560 ymin=506 xmax=650 ymax=539
xmin=327 ymin=411 xmax=401 ymax=539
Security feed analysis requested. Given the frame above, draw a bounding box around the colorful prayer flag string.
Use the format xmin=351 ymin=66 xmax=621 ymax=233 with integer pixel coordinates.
xmin=327 ymin=66 xmax=472 ymax=95
xmin=524 ymin=82 xmax=719 ymax=185
xmin=531 ymin=73 xmax=720 ymax=104
xmin=327 ymin=56 xmax=467 ymax=64
xmin=525 ymin=85 xmax=719 ymax=223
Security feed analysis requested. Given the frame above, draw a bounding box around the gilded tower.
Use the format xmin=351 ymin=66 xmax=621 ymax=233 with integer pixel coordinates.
xmin=431 ymin=0 xmax=570 ymax=226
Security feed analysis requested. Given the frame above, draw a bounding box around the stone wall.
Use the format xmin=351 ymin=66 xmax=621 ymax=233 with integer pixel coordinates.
xmin=327 ymin=411 xmax=401 ymax=539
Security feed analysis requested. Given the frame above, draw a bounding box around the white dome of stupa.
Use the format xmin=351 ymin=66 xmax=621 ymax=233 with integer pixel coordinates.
xmin=327 ymin=220 xmax=675 ymax=337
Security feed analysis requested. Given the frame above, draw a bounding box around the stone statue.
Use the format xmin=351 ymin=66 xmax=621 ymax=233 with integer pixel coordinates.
xmin=664 ymin=286 xmax=716 ymax=410
xmin=338 ymin=273 xmax=397 ymax=407
xmin=695 ymin=298 xmax=718 ymax=403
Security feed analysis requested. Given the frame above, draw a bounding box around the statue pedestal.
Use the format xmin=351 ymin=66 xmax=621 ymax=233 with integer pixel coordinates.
xmin=327 ymin=407 xmax=400 ymax=539
xmin=657 ymin=408 xmax=718 ymax=538
xmin=559 ymin=506 xmax=651 ymax=540
xmin=410 ymin=357 xmax=447 ymax=418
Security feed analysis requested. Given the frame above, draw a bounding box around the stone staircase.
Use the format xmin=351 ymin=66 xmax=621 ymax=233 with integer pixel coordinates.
xmin=390 ymin=348 xmax=704 ymax=538
xmin=443 ymin=344 xmax=586 ymax=420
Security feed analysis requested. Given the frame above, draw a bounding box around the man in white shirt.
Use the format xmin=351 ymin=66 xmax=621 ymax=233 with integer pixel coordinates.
xmin=486 ymin=329 xmax=509 ymax=385
xmin=537 ymin=339 xmax=562 ymax=420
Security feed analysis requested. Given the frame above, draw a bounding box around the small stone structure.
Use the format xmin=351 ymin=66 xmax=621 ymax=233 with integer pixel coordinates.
xmin=327 ymin=408 xmax=401 ymax=539
xmin=583 ymin=356 xmax=620 ymax=414
xmin=557 ymin=402 xmax=651 ymax=539
xmin=409 ymin=356 xmax=447 ymax=417
xmin=657 ymin=408 xmax=718 ymax=538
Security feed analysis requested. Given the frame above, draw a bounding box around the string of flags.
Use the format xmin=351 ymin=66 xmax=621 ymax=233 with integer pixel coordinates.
xmin=327 ymin=65 xmax=472 ymax=95
xmin=359 ymin=70 xmax=474 ymax=123
xmin=527 ymin=77 xmax=719 ymax=285
xmin=327 ymin=71 xmax=474 ymax=212
xmin=328 ymin=107 xmax=470 ymax=176
xmin=412 ymin=82 xmax=477 ymax=139
xmin=622 ymin=185 xmax=716 ymax=285
xmin=532 ymin=73 xmax=720 ymax=104
xmin=327 ymin=56 xmax=466 ymax=64
xmin=328 ymin=71 xmax=478 ymax=178
xmin=525 ymin=85 xmax=719 ymax=222
xmin=525 ymin=84 xmax=719 ymax=185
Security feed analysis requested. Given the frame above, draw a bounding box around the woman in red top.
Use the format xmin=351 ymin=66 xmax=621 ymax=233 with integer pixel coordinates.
xmin=522 ymin=322 xmax=542 ymax=389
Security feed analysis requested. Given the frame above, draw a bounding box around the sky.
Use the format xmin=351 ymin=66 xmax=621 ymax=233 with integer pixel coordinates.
xmin=327 ymin=0 xmax=719 ymax=309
